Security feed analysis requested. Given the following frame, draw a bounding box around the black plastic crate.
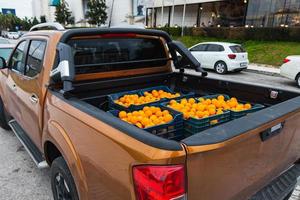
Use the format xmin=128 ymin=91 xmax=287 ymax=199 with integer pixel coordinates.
xmin=230 ymin=103 xmax=265 ymax=119
xmin=107 ymin=106 xmax=185 ymax=141
xmin=108 ymin=86 xmax=194 ymax=112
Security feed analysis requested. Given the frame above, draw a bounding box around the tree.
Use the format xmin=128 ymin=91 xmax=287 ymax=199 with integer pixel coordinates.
xmin=32 ymin=17 xmax=40 ymax=26
xmin=40 ymin=15 xmax=47 ymax=23
xmin=86 ymin=0 xmax=108 ymax=26
xmin=55 ymin=0 xmax=74 ymax=25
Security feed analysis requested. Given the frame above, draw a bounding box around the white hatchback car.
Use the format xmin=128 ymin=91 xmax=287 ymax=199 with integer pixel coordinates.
xmin=189 ymin=42 xmax=249 ymax=74
xmin=280 ymin=56 xmax=300 ymax=87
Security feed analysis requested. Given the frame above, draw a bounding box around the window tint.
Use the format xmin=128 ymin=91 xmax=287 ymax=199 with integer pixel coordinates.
xmin=25 ymin=40 xmax=47 ymax=77
xmin=206 ymin=44 xmax=224 ymax=52
xmin=0 ymin=48 xmax=13 ymax=61
xmin=11 ymin=41 xmax=27 ymax=73
xmin=230 ymin=45 xmax=246 ymax=53
xmin=190 ymin=44 xmax=207 ymax=52
xmin=68 ymin=38 xmax=167 ymax=74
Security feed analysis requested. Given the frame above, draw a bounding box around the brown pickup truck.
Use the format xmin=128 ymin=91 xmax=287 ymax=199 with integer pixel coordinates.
xmin=0 ymin=25 xmax=300 ymax=200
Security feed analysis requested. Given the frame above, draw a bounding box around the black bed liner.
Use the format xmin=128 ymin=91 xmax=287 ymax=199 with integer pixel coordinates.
xmin=51 ymin=72 xmax=300 ymax=150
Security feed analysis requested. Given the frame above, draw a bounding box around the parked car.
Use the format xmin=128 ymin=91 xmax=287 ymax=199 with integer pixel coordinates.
xmin=6 ymin=32 xmax=20 ymax=39
xmin=0 ymin=44 xmax=14 ymax=61
xmin=0 ymin=37 xmax=10 ymax=44
xmin=280 ymin=56 xmax=300 ymax=87
xmin=0 ymin=26 xmax=300 ymax=200
xmin=189 ymin=42 xmax=249 ymax=74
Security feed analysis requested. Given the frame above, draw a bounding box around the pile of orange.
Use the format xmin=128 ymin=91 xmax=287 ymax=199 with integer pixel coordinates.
xmin=118 ymin=106 xmax=174 ymax=129
xmin=114 ymin=89 xmax=180 ymax=107
xmin=168 ymin=95 xmax=252 ymax=120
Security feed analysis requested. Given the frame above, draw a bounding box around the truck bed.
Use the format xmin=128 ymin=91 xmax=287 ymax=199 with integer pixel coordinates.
xmin=69 ymin=72 xmax=299 ymax=141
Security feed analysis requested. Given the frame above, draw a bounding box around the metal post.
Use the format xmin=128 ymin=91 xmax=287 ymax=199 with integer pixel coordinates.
xmin=152 ymin=7 xmax=155 ymax=27
xmin=181 ymin=0 xmax=186 ymax=36
xmin=171 ymin=0 xmax=175 ymax=26
xmin=161 ymin=0 xmax=164 ymax=26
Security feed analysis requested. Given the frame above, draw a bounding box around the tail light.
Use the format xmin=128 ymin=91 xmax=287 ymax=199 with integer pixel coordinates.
xmin=133 ymin=165 xmax=186 ymax=200
xmin=283 ymin=58 xmax=290 ymax=63
xmin=228 ymin=54 xmax=236 ymax=59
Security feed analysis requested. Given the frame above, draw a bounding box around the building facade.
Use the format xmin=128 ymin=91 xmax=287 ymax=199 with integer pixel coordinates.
xmin=40 ymin=0 xmax=137 ymax=27
xmin=0 ymin=0 xmax=39 ymax=19
xmin=146 ymin=0 xmax=300 ymax=28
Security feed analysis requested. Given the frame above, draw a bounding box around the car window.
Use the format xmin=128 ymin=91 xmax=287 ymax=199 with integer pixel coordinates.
xmin=0 ymin=48 xmax=13 ymax=61
xmin=230 ymin=45 xmax=246 ymax=53
xmin=25 ymin=40 xmax=47 ymax=77
xmin=206 ymin=44 xmax=224 ymax=52
xmin=68 ymin=38 xmax=167 ymax=74
xmin=0 ymin=38 xmax=9 ymax=44
xmin=10 ymin=40 xmax=27 ymax=73
xmin=190 ymin=44 xmax=207 ymax=52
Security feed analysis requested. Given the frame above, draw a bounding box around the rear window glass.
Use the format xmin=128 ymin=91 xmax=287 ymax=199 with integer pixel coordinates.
xmin=230 ymin=45 xmax=246 ymax=53
xmin=68 ymin=38 xmax=168 ymax=74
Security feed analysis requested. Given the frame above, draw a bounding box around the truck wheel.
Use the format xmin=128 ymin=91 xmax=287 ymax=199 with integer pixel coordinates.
xmin=51 ymin=157 xmax=79 ymax=200
xmin=0 ymin=97 xmax=11 ymax=130
xmin=214 ymin=61 xmax=228 ymax=74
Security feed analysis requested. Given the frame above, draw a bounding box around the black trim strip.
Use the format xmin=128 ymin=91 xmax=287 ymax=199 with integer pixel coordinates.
xmin=59 ymin=28 xmax=173 ymax=43
xmin=51 ymin=91 xmax=183 ymax=151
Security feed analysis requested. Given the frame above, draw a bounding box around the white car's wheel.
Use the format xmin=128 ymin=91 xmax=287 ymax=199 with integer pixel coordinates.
xmin=214 ymin=61 xmax=228 ymax=74
xmin=296 ymin=74 xmax=300 ymax=87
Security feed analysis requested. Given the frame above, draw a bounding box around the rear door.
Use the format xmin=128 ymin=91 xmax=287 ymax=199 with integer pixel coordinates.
xmin=203 ymin=44 xmax=225 ymax=69
xmin=182 ymin=98 xmax=300 ymax=200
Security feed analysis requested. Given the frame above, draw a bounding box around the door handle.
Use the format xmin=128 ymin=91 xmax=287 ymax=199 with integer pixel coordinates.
xmin=11 ymin=84 xmax=17 ymax=91
xmin=30 ymin=94 xmax=39 ymax=104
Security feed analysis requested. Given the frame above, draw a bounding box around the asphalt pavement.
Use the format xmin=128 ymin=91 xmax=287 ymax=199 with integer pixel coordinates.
xmin=0 ymin=69 xmax=299 ymax=200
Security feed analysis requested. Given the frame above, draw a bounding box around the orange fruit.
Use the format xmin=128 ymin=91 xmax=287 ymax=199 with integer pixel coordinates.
xmin=188 ymin=98 xmax=196 ymax=104
xmin=145 ymin=110 xmax=152 ymax=117
xmin=130 ymin=116 xmax=138 ymax=124
xmin=162 ymin=110 xmax=170 ymax=116
xmin=136 ymin=122 xmax=143 ymax=128
xmin=217 ymin=95 xmax=225 ymax=101
xmin=164 ymin=114 xmax=173 ymax=123
xmin=208 ymin=108 xmax=216 ymax=115
xmin=244 ymin=103 xmax=252 ymax=109
xmin=141 ymin=117 xmax=150 ymax=127
xmin=119 ymin=111 xmax=127 ymax=118
xmin=143 ymin=106 xmax=150 ymax=112
xmin=196 ymin=111 xmax=204 ymax=118
xmin=199 ymin=97 xmax=205 ymax=102
xmin=155 ymin=110 xmax=163 ymax=117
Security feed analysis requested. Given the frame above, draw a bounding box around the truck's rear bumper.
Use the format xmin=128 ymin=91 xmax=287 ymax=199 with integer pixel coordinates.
xmin=250 ymin=164 xmax=300 ymax=200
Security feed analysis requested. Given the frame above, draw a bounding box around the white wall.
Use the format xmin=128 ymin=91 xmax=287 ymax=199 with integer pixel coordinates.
xmin=0 ymin=0 xmax=35 ymax=19
xmin=155 ymin=4 xmax=199 ymax=27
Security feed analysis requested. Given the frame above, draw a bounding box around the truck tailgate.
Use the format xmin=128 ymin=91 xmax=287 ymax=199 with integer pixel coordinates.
xmin=182 ymin=96 xmax=300 ymax=200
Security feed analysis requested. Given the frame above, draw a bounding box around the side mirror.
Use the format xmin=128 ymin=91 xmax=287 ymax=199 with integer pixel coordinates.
xmin=0 ymin=57 xmax=7 ymax=69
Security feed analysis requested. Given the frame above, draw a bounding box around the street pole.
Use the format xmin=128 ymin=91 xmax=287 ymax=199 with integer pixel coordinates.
xmin=181 ymin=0 xmax=186 ymax=36
xmin=161 ymin=0 xmax=164 ymax=26
xmin=171 ymin=0 xmax=175 ymax=26
xmin=108 ymin=0 xmax=115 ymax=27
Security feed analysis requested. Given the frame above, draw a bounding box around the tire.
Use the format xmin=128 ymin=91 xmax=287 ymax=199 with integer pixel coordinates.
xmin=0 ymin=97 xmax=11 ymax=130
xmin=214 ymin=61 xmax=228 ymax=74
xmin=296 ymin=74 xmax=300 ymax=88
xmin=51 ymin=157 xmax=79 ymax=200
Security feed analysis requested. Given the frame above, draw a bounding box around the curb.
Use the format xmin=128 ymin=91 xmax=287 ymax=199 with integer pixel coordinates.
xmin=244 ymin=68 xmax=282 ymax=77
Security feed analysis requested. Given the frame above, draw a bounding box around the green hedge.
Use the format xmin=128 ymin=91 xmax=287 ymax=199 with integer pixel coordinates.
xmin=151 ymin=27 xmax=300 ymax=42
